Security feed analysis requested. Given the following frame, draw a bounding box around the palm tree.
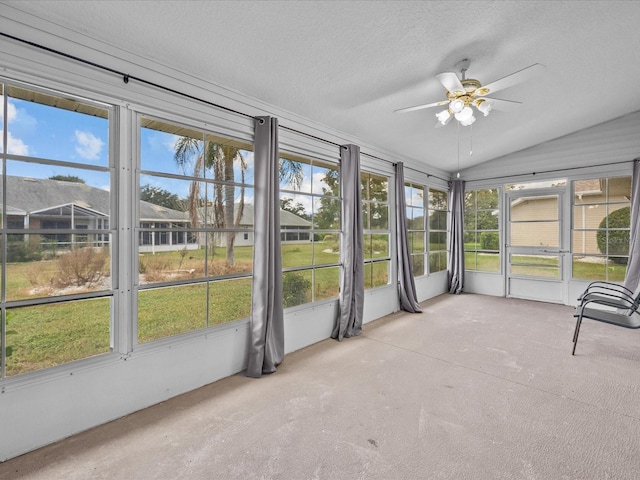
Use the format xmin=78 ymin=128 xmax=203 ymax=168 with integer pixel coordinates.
xmin=174 ymin=136 xmax=305 ymax=266
xmin=174 ymin=137 xmax=245 ymax=265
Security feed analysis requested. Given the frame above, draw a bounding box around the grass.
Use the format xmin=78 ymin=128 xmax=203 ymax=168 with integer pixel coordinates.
xmin=4 ymin=243 xmax=626 ymax=377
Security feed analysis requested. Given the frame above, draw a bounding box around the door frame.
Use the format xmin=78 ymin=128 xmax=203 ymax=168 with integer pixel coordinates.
xmin=504 ymin=187 xmax=570 ymax=304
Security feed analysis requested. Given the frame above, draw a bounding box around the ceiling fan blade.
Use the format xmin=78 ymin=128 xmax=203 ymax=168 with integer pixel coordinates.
xmin=475 ymin=63 xmax=546 ymax=97
xmin=436 ymin=72 xmax=465 ymax=95
xmin=394 ymin=100 xmax=449 ymax=114
xmin=484 ymin=97 xmax=523 ymax=112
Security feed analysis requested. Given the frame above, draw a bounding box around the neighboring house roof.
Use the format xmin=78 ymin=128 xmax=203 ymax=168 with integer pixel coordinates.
xmin=574 ymin=178 xmax=603 ymax=197
xmin=3 ymin=176 xmax=189 ymax=222
xmin=199 ymin=203 xmax=312 ymax=228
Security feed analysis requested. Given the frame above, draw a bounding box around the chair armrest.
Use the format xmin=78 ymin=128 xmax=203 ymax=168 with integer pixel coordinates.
xmin=577 ymin=281 xmax=635 ymax=304
xmin=577 ymin=292 xmax=638 ymax=315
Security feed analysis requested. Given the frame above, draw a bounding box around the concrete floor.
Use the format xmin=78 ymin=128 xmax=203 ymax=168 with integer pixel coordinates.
xmin=2 ymin=293 xmax=640 ymax=479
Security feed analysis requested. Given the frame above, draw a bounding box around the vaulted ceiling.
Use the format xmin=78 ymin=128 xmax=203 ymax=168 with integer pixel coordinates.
xmin=3 ymin=0 xmax=639 ymax=174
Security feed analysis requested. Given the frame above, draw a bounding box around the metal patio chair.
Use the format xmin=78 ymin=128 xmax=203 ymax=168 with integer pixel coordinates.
xmin=573 ymin=281 xmax=640 ymax=355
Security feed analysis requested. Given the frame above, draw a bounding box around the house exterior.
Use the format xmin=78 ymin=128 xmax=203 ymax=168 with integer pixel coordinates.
xmin=4 ymin=176 xmax=312 ymax=254
xmin=510 ymin=177 xmax=631 ymax=254
xmin=198 ymin=203 xmax=312 ymax=247
xmin=3 ymin=176 xmax=195 ymax=254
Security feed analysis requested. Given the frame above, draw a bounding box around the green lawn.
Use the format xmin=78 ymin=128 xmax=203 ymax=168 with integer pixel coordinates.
xmin=4 ymin=244 xmax=626 ymax=377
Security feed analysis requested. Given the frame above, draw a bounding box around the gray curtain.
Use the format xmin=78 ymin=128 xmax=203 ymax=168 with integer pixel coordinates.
xmin=247 ymin=116 xmax=284 ymax=378
xmin=448 ymin=179 xmax=465 ymax=294
xmin=332 ymin=144 xmax=364 ymax=341
xmin=624 ymin=159 xmax=640 ymax=294
xmin=395 ymin=162 xmax=422 ymax=312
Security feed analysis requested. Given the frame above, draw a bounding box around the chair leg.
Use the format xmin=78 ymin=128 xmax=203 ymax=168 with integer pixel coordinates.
xmin=572 ymin=315 xmax=583 ymax=355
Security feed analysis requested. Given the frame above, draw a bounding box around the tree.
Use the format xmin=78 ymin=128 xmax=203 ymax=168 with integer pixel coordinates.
xmin=49 ymin=175 xmax=85 ymax=183
xmin=174 ymin=137 xmax=245 ymax=265
xmin=597 ymin=206 xmax=630 ymax=264
xmin=140 ymin=184 xmax=184 ymax=211
xmin=174 ymin=139 xmax=304 ymax=266
xmin=279 ymin=158 xmax=304 ymax=191
xmin=315 ymin=168 xmax=340 ymax=230
xmin=280 ymin=197 xmax=310 ymax=220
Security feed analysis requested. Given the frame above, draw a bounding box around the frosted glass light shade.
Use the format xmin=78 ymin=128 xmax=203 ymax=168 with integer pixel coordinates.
xmin=449 ymin=98 xmax=465 ymax=113
xmin=454 ymin=106 xmax=473 ymax=122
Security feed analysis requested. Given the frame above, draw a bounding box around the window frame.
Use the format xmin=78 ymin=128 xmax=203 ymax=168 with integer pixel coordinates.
xmin=361 ymin=170 xmax=391 ymax=289
xmin=464 ymin=187 xmax=501 ymax=273
xmin=278 ymin=151 xmax=341 ymax=308
xmin=427 ymin=187 xmax=449 ymax=274
xmin=135 ymin=113 xmax=256 ymax=344
xmin=1 ymin=78 xmax=116 ymax=379
xmin=571 ymin=176 xmax=631 ymax=282
xmin=404 ymin=181 xmax=426 ymax=277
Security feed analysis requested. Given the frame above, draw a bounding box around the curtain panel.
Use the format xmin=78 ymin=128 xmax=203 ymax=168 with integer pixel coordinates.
xmin=332 ymin=144 xmax=365 ymax=341
xmin=448 ymin=179 xmax=465 ymax=294
xmin=247 ymin=116 xmax=284 ymax=378
xmin=624 ymin=159 xmax=640 ymax=295
xmin=395 ymin=162 xmax=422 ymax=312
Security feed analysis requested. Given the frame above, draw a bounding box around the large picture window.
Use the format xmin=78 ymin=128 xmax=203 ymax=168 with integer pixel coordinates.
xmin=362 ymin=171 xmax=390 ymax=288
xmin=428 ymin=188 xmax=448 ymax=273
xmin=464 ymin=188 xmax=500 ymax=272
xmin=138 ymin=117 xmax=254 ymax=343
xmin=572 ymin=176 xmax=631 ymax=281
xmin=278 ymin=153 xmax=341 ymax=308
xmin=405 ymin=182 xmax=426 ymax=276
xmin=1 ymin=81 xmax=113 ymax=377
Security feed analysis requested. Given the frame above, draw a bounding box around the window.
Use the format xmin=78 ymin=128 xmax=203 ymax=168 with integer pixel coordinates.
xmin=362 ymin=171 xmax=390 ymax=288
xmin=1 ymin=81 xmax=112 ymax=377
xmin=572 ymin=176 xmax=631 ymax=281
xmin=464 ymin=189 xmax=500 ymax=272
xmin=138 ymin=117 xmax=254 ymax=343
xmin=405 ymin=182 xmax=426 ymax=276
xmin=428 ymin=188 xmax=448 ymax=273
xmin=279 ymin=153 xmax=341 ymax=308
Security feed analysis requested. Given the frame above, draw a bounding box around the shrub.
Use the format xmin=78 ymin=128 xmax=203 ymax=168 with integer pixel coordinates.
xmin=596 ymin=206 xmax=630 ymax=264
xmin=6 ymin=240 xmax=43 ymax=262
xmin=282 ymin=272 xmax=311 ymax=308
xmin=371 ymin=240 xmax=388 ymax=254
xmin=54 ymin=247 xmax=108 ymax=287
xmin=480 ymin=232 xmax=499 ymax=251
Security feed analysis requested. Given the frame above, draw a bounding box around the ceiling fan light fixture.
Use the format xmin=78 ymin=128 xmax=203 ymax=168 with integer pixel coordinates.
xmin=459 ymin=115 xmax=476 ymax=126
xmin=454 ymin=106 xmax=473 ymax=122
xmin=436 ymin=109 xmax=452 ymax=125
xmin=476 ymin=99 xmax=493 ymax=116
xmin=449 ymin=98 xmax=465 ymax=113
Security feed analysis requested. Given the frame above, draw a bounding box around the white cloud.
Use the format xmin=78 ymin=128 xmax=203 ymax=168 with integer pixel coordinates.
xmin=3 ymin=99 xmax=17 ymax=122
xmin=74 ymin=130 xmax=104 ymax=161
xmin=162 ymin=134 xmax=179 ymax=153
xmin=0 ymin=132 xmax=29 ymax=155
xmin=1 ymin=98 xmax=31 ymax=155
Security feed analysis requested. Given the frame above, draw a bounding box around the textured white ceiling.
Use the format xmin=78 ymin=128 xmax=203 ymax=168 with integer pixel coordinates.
xmin=4 ymin=0 xmax=640 ymax=174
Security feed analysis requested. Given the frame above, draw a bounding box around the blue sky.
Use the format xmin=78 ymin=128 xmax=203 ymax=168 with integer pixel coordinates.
xmin=4 ymin=96 xmax=109 ymax=189
xmin=3 ymin=94 xmax=258 ymax=203
xmin=3 ymin=93 xmax=346 ymax=216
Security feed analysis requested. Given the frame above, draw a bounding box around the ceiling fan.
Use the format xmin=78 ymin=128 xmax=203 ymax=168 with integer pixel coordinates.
xmin=395 ymin=59 xmax=545 ymax=127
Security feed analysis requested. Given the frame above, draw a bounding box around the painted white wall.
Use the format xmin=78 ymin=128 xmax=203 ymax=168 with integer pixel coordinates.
xmin=415 ymin=270 xmax=449 ymax=302
xmin=464 ymin=271 xmax=504 ymax=297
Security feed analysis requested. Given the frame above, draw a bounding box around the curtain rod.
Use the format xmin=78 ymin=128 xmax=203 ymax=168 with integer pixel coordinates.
xmin=468 ymin=159 xmax=635 ymax=183
xmin=0 ymin=32 xmax=254 ymax=121
xmin=2 ymin=31 xmax=452 ymax=182
xmin=400 ymin=164 xmax=449 ymax=184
